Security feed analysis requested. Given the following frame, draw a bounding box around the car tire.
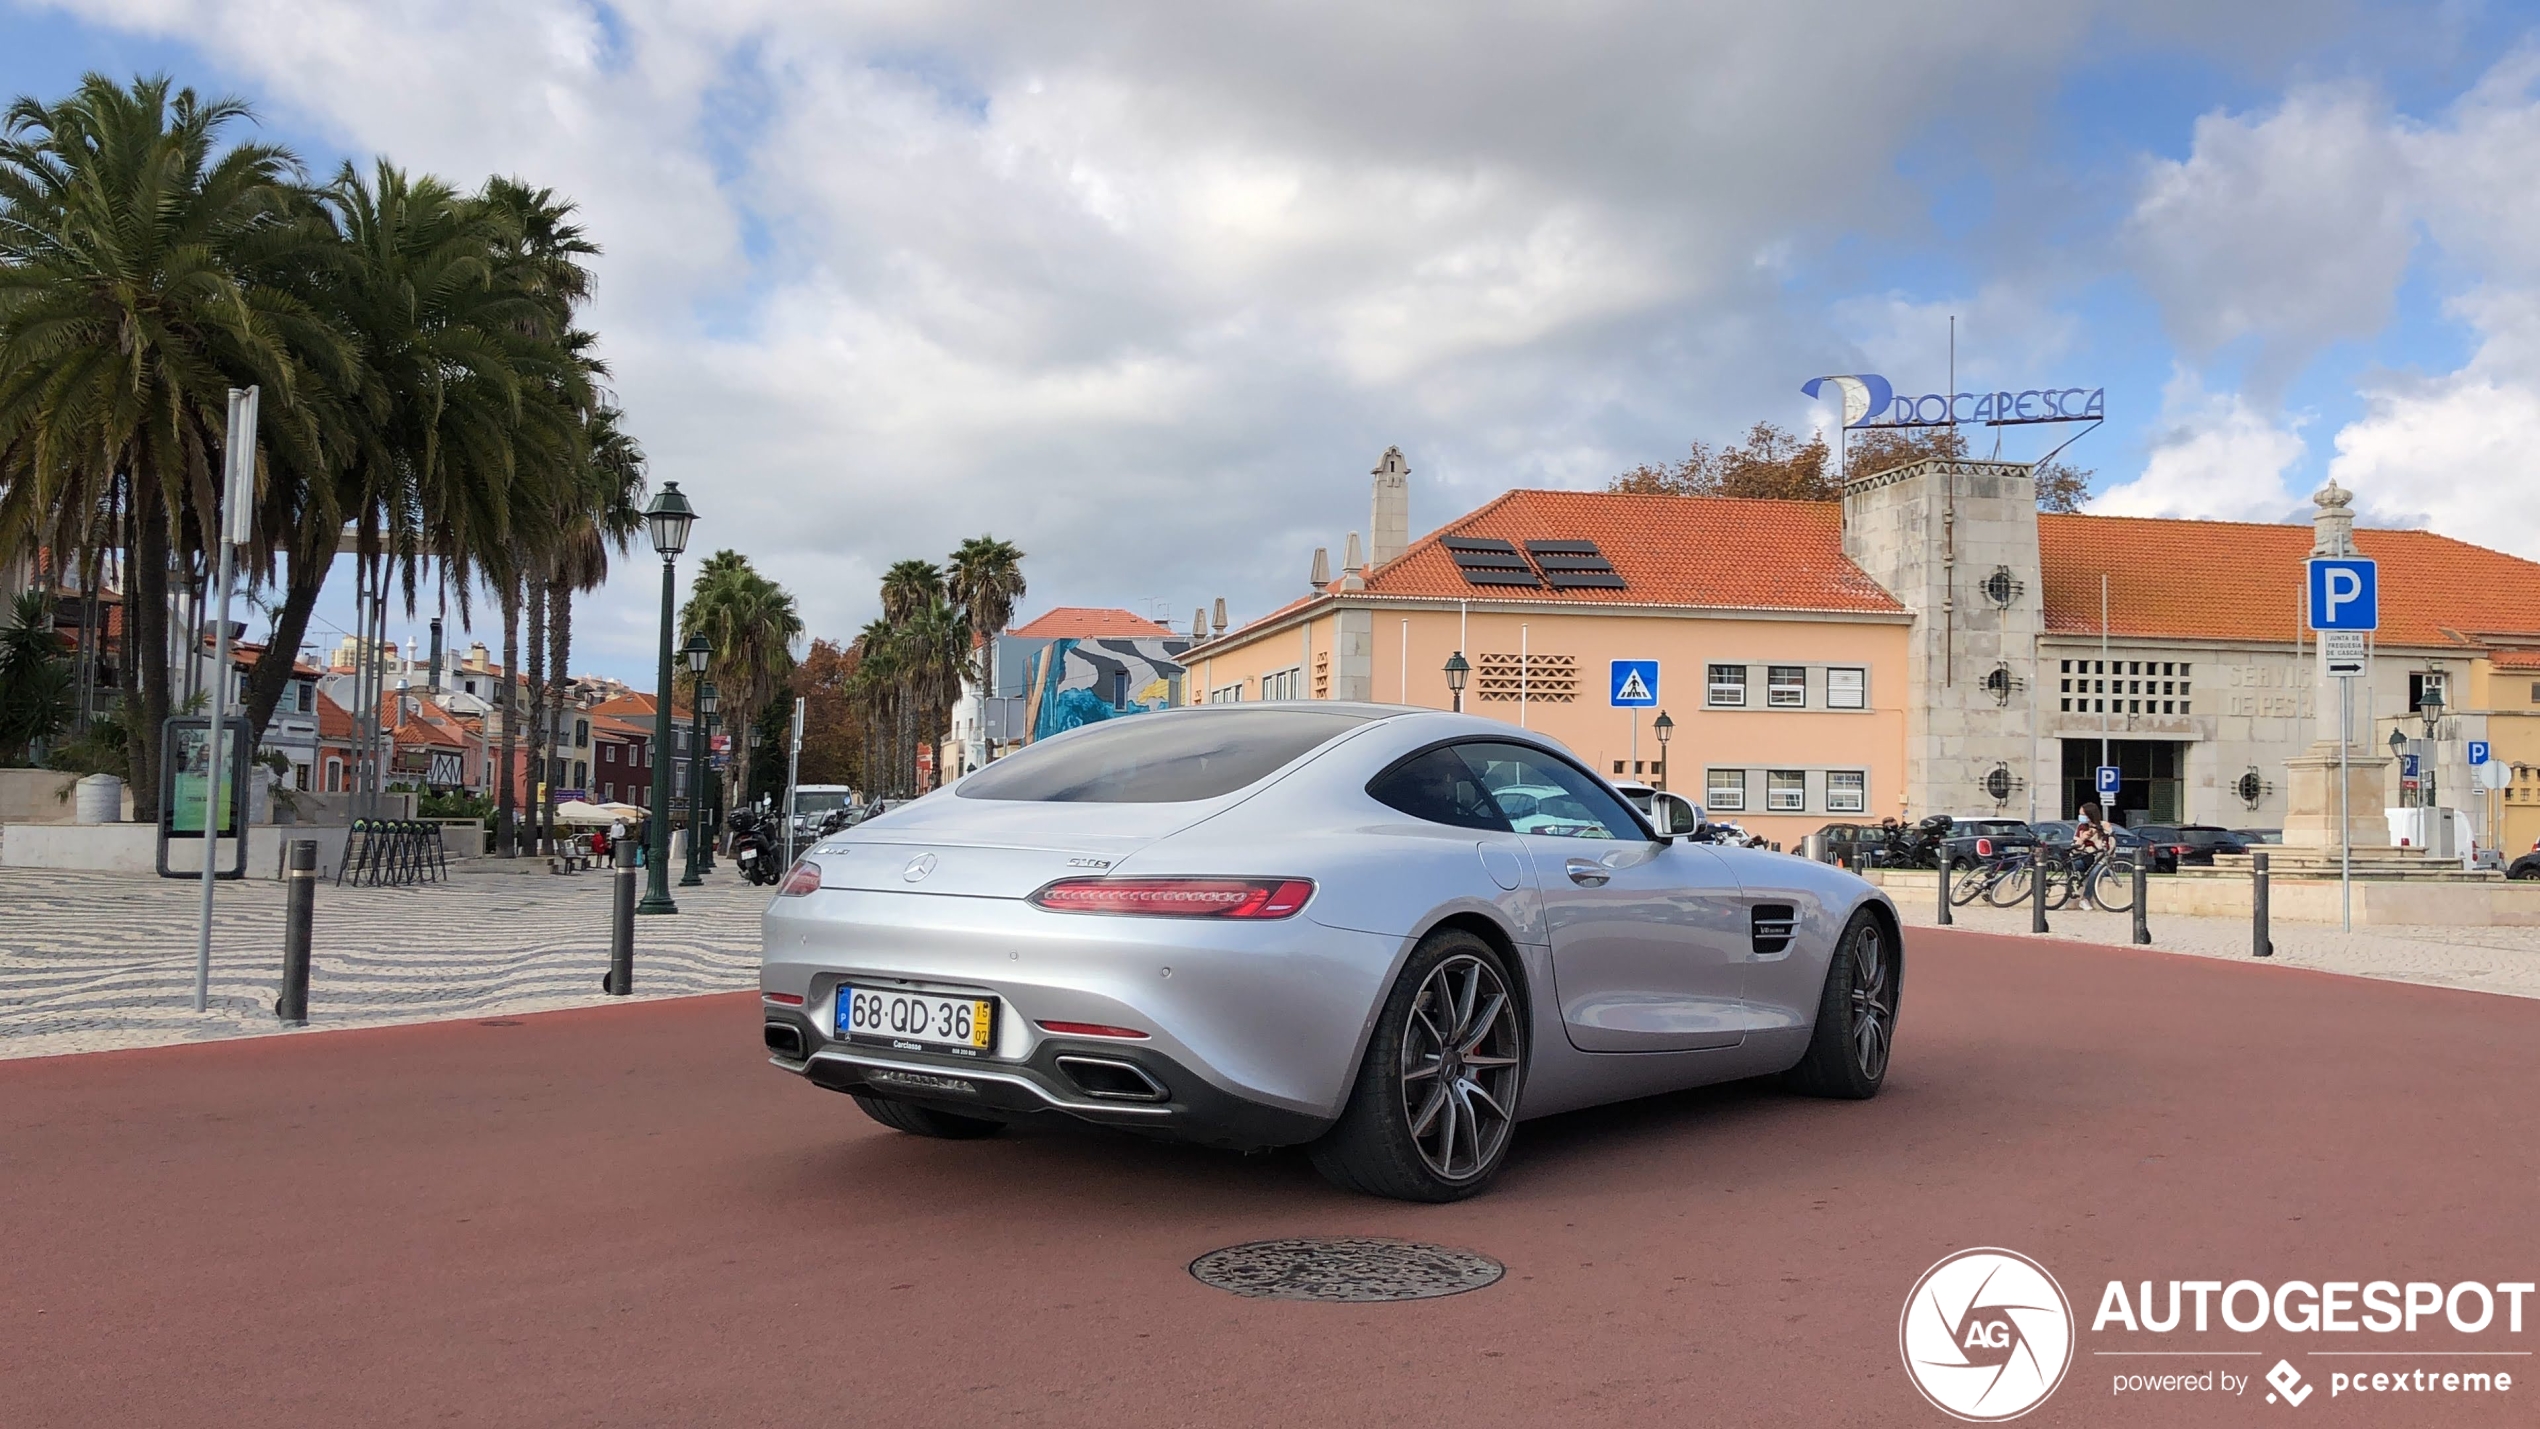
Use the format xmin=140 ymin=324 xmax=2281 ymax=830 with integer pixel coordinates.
xmin=1784 ymin=909 xmax=1897 ymax=1101
xmin=1309 ymin=928 xmax=1527 ymax=1203
xmin=851 ymin=1093 xmax=1006 ymax=1139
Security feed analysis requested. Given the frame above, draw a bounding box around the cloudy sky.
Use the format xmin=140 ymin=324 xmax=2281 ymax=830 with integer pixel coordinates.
xmin=9 ymin=1 xmax=2539 ymax=682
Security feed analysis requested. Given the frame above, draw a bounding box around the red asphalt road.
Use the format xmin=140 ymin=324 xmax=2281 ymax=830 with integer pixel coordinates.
xmin=6 ymin=928 xmax=2538 ymax=1428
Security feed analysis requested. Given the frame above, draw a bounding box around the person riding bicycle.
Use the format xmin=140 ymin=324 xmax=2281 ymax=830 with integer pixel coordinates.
xmin=2072 ymin=802 xmax=2111 ymax=908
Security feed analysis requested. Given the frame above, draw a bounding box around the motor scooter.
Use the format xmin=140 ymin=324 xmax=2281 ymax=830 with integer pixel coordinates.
xmin=727 ymin=809 xmax=783 ymax=886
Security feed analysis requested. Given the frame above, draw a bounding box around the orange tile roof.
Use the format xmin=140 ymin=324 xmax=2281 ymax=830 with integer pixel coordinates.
xmin=1007 ymin=607 xmax=1176 ymax=639
xmin=1354 ymin=489 xmax=1905 ymax=614
xmin=315 ymin=693 xmax=355 ymax=742
xmin=2038 ymin=515 xmax=2540 ymax=648
xmin=2486 ymin=649 xmax=2540 ymax=671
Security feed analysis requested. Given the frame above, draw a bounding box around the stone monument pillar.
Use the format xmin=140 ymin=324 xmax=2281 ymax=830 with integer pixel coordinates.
xmin=2281 ymin=480 xmax=2390 ymax=849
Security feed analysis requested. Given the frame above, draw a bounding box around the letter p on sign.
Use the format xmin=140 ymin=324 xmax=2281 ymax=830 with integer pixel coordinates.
xmin=2308 ymin=558 xmax=2379 ymax=632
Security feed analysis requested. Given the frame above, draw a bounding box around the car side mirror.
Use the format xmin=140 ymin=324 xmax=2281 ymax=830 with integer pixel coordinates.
xmin=1651 ymin=793 xmax=1699 ymax=839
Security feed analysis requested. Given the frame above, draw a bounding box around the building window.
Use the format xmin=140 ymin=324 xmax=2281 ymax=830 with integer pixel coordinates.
xmin=1827 ymin=667 xmax=1866 ymax=710
xmin=294 ymin=763 xmax=310 ymax=791
xmin=1707 ymin=664 xmax=1747 ymax=707
xmin=2409 ymin=671 xmax=2446 ymax=713
xmin=575 ymin=761 xmax=588 ymax=788
xmin=2530 ymin=682 xmax=2540 ymax=703
xmin=1262 ymin=668 xmax=1300 ymax=700
xmin=576 ymin=718 xmax=589 ymax=745
xmin=1705 ymin=768 xmax=1746 ymax=811
xmin=1209 ymin=683 xmax=1245 ymax=703
xmin=1827 ymin=770 xmax=1867 ymax=813
xmin=604 ymin=745 xmax=615 ymax=763
xmin=1766 ymin=770 xmax=1806 ymax=812
xmin=1767 ymin=666 xmax=1807 ymax=708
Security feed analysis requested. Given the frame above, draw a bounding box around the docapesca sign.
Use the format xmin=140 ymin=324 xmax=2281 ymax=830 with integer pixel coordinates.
xmin=1803 ymin=373 xmax=2105 ymax=430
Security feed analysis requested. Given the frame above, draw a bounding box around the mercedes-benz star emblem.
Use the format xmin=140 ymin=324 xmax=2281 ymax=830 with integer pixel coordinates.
xmin=902 ymin=853 xmax=937 ymax=883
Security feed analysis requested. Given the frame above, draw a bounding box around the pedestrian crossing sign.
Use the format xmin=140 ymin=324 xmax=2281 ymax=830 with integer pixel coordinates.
xmin=1610 ymin=660 xmax=1659 ymax=707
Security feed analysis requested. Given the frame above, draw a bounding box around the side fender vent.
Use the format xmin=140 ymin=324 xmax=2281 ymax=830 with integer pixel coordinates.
xmin=1751 ymin=904 xmax=1798 ymax=956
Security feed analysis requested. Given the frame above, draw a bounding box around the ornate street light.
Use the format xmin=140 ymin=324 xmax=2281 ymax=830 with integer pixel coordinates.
xmin=1443 ymin=651 xmax=1470 ymax=713
xmin=1652 ymin=710 xmax=1673 ymax=791
xmin=2419 ymin=682 xmax=2444 ymax=812
xmin=637 ymin=482 xmax=696 ymax=915
xmin=681 ymin=673 xmax=715 ymax=887
xmin=701 ymin=705 xmax=722 ymax=872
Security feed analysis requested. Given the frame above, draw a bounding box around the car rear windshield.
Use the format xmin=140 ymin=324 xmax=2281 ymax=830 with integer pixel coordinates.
xmin=955 ymin=709 xmax=1373 ymax=803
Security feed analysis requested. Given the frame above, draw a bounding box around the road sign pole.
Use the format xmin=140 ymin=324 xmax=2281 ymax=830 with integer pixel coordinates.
xmin=2341 ymin=675 xmax=2351 ymax=932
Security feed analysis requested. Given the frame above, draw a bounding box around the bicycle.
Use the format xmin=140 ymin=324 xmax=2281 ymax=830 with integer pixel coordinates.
xmin=2082 ymin=849 xmax=2140 ymax=912
xmin=1985 ymin=846 xmax=2089 ymax=911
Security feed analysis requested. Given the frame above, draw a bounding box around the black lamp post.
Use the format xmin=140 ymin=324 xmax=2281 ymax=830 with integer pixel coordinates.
xmin=2419 ymin=683 xmax=2444 ymax=812
xmin=1653 ymin=710 xmax=1674 ymax=791
xmin=678 ymin=634 xmax=712 ymax=887
xmin=702 ymin=706 xmax=721 ymax=871
xmin=637 ymin=481 xmax=696 ymax=915
xmin=1443 ymin=651 xmax=1470 ymax=713
xmin=2388 ymin=726 xmax=2410 ymax=807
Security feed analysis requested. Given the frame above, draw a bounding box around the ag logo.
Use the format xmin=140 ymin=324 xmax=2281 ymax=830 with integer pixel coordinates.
xmin=1899 ymin=1248 xmax=2075 ymax=1421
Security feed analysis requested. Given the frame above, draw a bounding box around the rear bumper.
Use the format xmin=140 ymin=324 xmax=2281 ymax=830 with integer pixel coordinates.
xmin=762 ymin=1005 xmax=1331 ymax=1150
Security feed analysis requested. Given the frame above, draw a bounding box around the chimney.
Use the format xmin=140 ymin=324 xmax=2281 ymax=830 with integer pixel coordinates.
xmin=1370 ymin=446 xmax=1411 ymax=566
xmin=1190 ymin=607 xmax=1207 ymax=643
xmin=1212 ymin=598 xmax=1227 ymax=638
xmin=427 ymin=617 xmax=444 ymax=692
xmin=1342 ymin=532 xmax=1366 ymax=591
xmin=1309 ymin=546 xmax=1330 ymax=589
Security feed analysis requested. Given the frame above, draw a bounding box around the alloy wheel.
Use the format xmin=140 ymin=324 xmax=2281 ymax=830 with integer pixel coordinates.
xmin=1848 ymin=927 xmax=1894 ymax=1081
xmin=1398 ymin=953 xmax=1523 ymax=1182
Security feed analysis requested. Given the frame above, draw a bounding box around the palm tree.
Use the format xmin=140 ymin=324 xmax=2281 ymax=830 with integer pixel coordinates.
xmin=681 ymin=551 xmax=802 ymax=805
xmin=947 ymin=534 xmax=1026 ymax=709
xmin=0 ymin=74 xmax=328 ymax=816
xmin=880 ymin=559 xmax=943 ymax=622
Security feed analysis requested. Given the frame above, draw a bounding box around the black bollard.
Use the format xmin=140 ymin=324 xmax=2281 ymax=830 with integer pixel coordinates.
xmin=2253 ymin=850 xmax=2274 ymax=958
xmin=2132 ymin=859 xmax=2151 ymax=945
xmin=606 ymin=837 xmax=638 ymax=995
xmin=278 ymin=838 xmax=316 ymax=1024
xmin=1937 ymin=851 xmax=1953 ymax=927
xmin=2031 ymin=849 xmax=2050 ymax=934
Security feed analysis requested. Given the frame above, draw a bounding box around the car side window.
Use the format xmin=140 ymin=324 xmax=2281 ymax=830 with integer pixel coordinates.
xmin=1366 ymin=747 xmax=1513 ymax=832
xmin=1453 ymin=741 xmax=1646 ymax=841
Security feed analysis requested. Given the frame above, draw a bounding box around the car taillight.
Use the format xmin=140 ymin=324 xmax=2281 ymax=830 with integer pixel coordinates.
xmin=1974 ymin=838 xmax=1994 ymax=858
xmin=776 ymin=860 xmax=823 ymax=897
xmin=1030 ymin=877 xmax=1315 ymax=919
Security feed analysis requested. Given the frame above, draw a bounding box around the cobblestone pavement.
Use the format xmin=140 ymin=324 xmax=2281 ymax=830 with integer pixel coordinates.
xmin=1894 ymin=889 xmax=2540 ymax=999
xmin=0 ymin=863 xmax=767 ymax=1059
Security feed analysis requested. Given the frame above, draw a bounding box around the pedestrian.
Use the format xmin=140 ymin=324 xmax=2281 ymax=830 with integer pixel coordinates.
xmin=590 ymin=823 xmax=612 ymax=863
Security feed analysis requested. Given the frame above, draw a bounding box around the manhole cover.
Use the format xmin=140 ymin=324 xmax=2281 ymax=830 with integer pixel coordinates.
xmin=1188 ymin=1237 xmax=1503 ymax=1302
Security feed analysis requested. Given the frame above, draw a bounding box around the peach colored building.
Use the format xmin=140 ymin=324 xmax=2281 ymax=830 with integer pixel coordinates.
xmin=1187 ymin=488 xmax=1912 ymax=847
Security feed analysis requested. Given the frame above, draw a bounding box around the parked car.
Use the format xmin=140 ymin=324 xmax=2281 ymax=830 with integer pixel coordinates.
xmin=1809 ymin=822 xmax=1892 ymax=867
xmin=1935 ymin=817 xmax=2038 ymax=865
xmin=2128 ymin=824 xmax=2249 ymax=869
xmin=2233 ymin=828 xmax=2284 ymax=845
xmin=2507 ymin=838 xmax=2540 ymax=880
xmin=1609 ymin=780 xmax=1658 ymax=814
xmin=762 ymin=704 xmax=1901 ymax=1202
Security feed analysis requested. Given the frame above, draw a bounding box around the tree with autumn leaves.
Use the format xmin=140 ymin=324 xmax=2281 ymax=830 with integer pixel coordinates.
xmin=1612 ymin=422 xmax=2091 ymax=511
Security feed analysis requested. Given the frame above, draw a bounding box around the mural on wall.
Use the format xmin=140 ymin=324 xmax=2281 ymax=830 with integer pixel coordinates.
xmin=1026 ymin=638 xmax=1191 ymax=740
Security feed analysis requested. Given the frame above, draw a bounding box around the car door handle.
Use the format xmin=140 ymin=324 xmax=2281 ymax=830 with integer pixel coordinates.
xmin=1565 ymin=858 xmax=1610 ymax=887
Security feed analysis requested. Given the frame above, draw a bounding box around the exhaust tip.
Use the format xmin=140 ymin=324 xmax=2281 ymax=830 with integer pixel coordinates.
xmin=1055 ymin=1055 xmax=1168 ymax=1103
xmin=764 ymin=1022 xmax=806 ymax=1059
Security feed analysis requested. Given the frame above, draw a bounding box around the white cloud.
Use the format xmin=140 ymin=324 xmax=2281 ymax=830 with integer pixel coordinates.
xmin=2091 ymin=368 xmax=2307 ymax=521
xmin=2328 ymin=288 xmax=2540 ymax=555
xmin=2124 ymin=85 xmax=2418 ymax=383
xmin=21 ymin=0 xmax=2341 ymax=674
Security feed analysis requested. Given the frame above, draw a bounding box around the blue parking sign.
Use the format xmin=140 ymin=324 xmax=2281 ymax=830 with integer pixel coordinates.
xmin=2401 ymin=754 xmax=2420 ymax=779
xmin=2095 ymin=765 xmax=2121 ymax=797
xmin=1610 ymin=660 xmax=1659 ymax=707
xmin=2307 ymin=557 xmax=2378 ymax=631
xmin=2470 ymin=740 xmax=2491 ymax=766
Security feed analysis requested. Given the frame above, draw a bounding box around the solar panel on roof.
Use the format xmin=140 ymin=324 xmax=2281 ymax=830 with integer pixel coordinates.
xmin=1519 ymin=538 xmax=1623 ymax=590
xmin=1543 ymin=571 xmax=1628 ymax=589
xmin=1461 ymin=569 xmax=1543 ymax=587
xmin=1444 ymin=536 xmax=1522 ymax=552
xmin=1524 ymin=541 xmax=1600 ymax=555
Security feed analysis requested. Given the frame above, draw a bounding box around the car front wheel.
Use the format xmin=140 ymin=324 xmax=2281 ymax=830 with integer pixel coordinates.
xmin=1309 ymin=928 xmax=1526 ymax=1202
xmin=1785 ymin=909 xmax=1897 ymax=1099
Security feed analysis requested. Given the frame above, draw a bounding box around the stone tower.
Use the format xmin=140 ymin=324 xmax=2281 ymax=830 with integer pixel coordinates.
xmin=1840 ymin=458 xmax=2046 ymax=819
xmin=1370 ymin=447 xmax=1411 ymax=567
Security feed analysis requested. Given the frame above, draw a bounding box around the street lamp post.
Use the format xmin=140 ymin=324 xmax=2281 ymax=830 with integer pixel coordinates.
xmin=678 ymin=633 xmax=712 ymax=887
xmin=1653 ymin=710 xmax=1673 ymax=791
xmin=702 ymin=707 xmax=721 ymax=872
xmin=1443 ymin=651 xmax=1470 ymax=713
xmin=2420 ymin=685 xmax=2444 ymax=815
xmin=637 ymin=482 xmax=696 ymax=916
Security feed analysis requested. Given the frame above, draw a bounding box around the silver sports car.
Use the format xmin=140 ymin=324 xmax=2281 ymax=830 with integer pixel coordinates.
xmin=761 ymin=704 xmax=1900 ymax=1201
